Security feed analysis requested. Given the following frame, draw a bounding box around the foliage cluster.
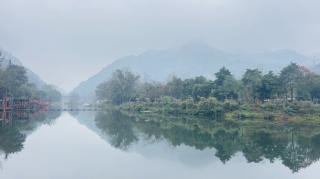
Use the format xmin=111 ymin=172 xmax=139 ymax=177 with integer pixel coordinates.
xmin=0 ymin=65 xmax=61 ymax=102
xmin=96 ymin=63 xmax=320 ymax=120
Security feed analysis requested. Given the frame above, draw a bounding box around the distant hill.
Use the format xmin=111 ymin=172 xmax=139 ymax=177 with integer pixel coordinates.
xmin=311 ymin=60 xmax=320 ymax=75
xmin=0 ymin=48 xmax=47 ymax=88
xmin=72 ymin=43 xmax=314 ymax=99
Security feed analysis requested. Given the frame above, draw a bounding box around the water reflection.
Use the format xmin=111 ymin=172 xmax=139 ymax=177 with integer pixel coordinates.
xmin=0 ymin=111 xmax=61 ymax=163
xmin=94 ymin=110 xmax=320 ymax=173
xmin=1 ymin=109 xmax=320 ymax=176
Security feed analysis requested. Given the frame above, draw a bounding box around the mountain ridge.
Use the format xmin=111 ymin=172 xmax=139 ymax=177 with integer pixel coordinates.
xmin=0 ymin=48 xmax=47 ymax=88
xmin=72 ymin=44 xmax=316 ymax=99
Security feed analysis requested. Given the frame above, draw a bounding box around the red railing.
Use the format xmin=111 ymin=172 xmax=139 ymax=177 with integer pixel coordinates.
xmin=1 ymin=96 xmax=49 ymax=111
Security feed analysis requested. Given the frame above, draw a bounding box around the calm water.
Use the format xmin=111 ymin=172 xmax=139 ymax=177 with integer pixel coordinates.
xmin=0 ymin=110 xmax=320 ymax=179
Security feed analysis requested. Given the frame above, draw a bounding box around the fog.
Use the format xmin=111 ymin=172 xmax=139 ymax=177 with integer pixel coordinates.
xmin=1 ymin=0 xmax=320 ymax=91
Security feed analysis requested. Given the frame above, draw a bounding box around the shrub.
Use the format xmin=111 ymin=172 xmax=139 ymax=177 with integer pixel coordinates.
xmin=223 ymin=99 xmax=240 ymax=112
xmin=161 ymin=96 xmax=175 ymax=104
xmin=197 ymin=97 xmax=223 ymax=116
xmin=284 ymin=101 xmax=319 ymax=114
xmin=236 ymin=111 xmax=261 ymax=120
xmin=264 ymin=113 xmax=276 ymax=121
xmin=261 ymin=103 xmax=278 ymax=111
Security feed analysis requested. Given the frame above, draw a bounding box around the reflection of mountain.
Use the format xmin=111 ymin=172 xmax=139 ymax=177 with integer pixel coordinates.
xmin=0 ymin=111 xmax=61 ymax=161
xmin=72 ymin=111 xmax=219 ymax=167
xmin=88 ymin=110 xmax=320 ymax=172
xmin=68 ymin=111 xmax=111 ymax=144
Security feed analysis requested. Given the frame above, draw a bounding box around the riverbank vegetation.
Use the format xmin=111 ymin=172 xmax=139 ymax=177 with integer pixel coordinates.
xmin=96 ymin=63 xmax=320 ymax=122
xmin=0 ymin=64 xmax=62 ymax=102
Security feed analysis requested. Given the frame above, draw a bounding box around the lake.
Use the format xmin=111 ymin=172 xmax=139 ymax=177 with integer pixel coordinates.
xmin=0 ymin=110 xmax=319 ymax=179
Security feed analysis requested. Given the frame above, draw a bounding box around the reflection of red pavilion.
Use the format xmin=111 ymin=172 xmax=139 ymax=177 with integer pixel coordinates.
xmin=1 ymin=96 xmax=11 ymax=112
xmin=0 ymin=102 xmax=48 ymax=126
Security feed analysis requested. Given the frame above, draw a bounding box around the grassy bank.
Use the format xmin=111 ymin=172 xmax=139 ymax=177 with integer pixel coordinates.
xmin=99 ymin=97 xmax=320 ymax=126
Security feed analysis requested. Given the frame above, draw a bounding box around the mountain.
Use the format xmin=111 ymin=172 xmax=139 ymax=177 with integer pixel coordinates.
xmin=311 ymin=56 xmax=320 ymax=74
xmin=72 ymin=43 xmax=314 ymax=99
xmin=0 ymin=48 xmax=47 ymax=88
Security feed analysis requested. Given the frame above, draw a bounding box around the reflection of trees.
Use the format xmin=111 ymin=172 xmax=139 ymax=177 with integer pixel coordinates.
xmin=0 ymin=127 xmax=25 ymax=158
xmin=280 ymin=132 xmax=320 ymax=172
xmin=213 ymin=129 xmax=240 ymax=163
xmin=95 ymin=110 xmax=320 ymax=172
xmin=0 ymin=111 xmax=61 ymax=162
xmin=95 ymin=111 xmax=138 ymax=150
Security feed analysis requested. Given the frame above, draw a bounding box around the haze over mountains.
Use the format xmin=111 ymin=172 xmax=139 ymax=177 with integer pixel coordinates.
xmin=72 ymin=43 xmax=318 ymax=99
xmin=0 ymin=48 xmax=47 ymax=88
xmin=2 ymin=43 xmax=319 ymax=99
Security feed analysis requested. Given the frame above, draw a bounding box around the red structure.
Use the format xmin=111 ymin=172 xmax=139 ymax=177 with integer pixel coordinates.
xmin=1 ymin=96 xmax=49 ymax=112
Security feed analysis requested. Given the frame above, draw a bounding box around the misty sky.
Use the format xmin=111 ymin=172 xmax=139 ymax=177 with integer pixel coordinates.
xmin=1 ymin=0 xmax=320 ymax=92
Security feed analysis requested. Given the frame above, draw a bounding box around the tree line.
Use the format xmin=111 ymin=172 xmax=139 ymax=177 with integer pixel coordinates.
xmin=0 ymin=64 xmax=62 ymax=102
xmin=96 ymin=63 xmax=320 ymax=105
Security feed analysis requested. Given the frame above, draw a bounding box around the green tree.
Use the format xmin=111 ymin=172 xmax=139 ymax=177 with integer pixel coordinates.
xmin=42 ymin=85 xmax=62 ymax=103
xmin=1 ymin=65 xmax=28 ymax=97
xmin=214 ymin=67 xmax=231 ymax=86
xmin=181 ymin=76 xmax=213 ymax=100
xmin=259 ymin=71 xmax=279 ymax=101
xmin=242 ymin=69 xmax=263 ymax=102
xmin=279 ymin=63 xmax=304 ymax=101
xmin=96 ymin=69 xmax=140 ymax=104
xmin=213 ymin=67 xmax=240 ymax=101
xmin=165 ymin=76 xmax=184 ymax=99
xmin=192 ymin=83 xmax=212 ymax=101
xmin=0 ymin=64 xmax=61 ymax=101
xmin=295 ymin=68 xmax=315 ymax=100
xmin=310 ymin=76 xmax=320 ymax=102
xmin=15 ymin=83 xmax=37 ymax=98
xmin=139 ymin=82 xmax=164 ymax=102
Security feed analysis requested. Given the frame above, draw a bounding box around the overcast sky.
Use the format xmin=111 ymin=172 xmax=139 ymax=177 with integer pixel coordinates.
xmin=1 ymin=0 xmax=320 ymax=92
